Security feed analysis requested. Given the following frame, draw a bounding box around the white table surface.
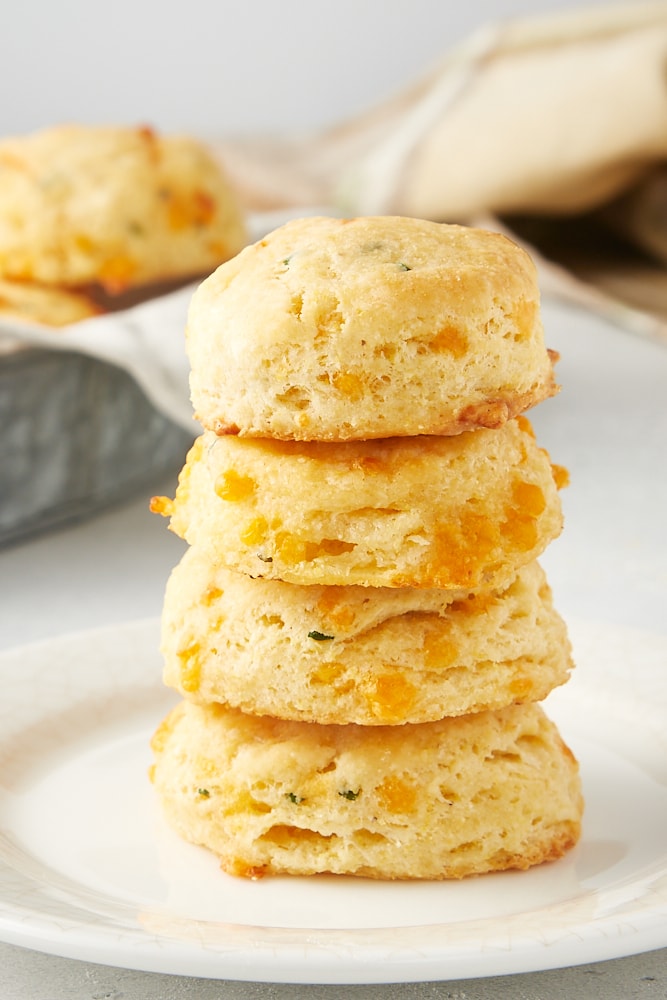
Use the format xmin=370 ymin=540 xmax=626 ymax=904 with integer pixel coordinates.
xmin=0 ymin=296 xmax=665 ymax=998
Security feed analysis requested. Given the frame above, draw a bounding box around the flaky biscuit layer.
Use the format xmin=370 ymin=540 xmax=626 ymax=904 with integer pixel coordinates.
xmin=162 ymin=555 xmax=573 ymax=724
xmin=154 ymin=417 xmax=566 ymax=590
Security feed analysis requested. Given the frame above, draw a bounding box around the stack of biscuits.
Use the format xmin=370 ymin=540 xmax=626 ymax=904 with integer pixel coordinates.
xmin=150 ymin=216 xmax=583 ymax=881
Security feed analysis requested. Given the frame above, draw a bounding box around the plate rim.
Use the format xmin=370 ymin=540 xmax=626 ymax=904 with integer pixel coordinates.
xmin=0 ymin=616 xmax=665 ymax=985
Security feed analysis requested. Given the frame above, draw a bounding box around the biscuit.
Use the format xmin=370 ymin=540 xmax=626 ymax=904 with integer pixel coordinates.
xmin=152 ymin=416 xmax=567 ymax=589
xmin=0 ymin=125 xmax=247 ymax=292
xmin=186 ymin=215 xmax=557 ymax=441
xmin=0 ymin=278 xmax=99 ymax=326
xmin=150 ymin=700 xmax=583 ymax=879
xmin=161 ymin=554 xmax=572 ymax=724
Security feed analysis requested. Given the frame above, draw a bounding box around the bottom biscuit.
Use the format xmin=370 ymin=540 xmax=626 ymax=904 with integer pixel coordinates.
xmin=150 ymin=700 xmax=583 ymax=880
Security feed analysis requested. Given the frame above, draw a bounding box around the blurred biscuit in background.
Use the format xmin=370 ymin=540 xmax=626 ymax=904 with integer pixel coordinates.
xmin=0 ymin=277 xmax=99 ymax=327
xmin=0 ymin=124 xmax=247 ymax=302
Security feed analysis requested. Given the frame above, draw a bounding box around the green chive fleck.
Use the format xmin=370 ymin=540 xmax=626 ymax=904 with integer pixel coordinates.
xmin=398 ymin=262 xmax=412 ymax=271
xmin=285 ymin=792 xmax=305 ymax=804
xmin=197 ymin=788 xmax=210 ymax=798
xmin=308 ymin=630 xmax=335 ymax=641
xmin=338 ymin=788 xmax=361 ymax=801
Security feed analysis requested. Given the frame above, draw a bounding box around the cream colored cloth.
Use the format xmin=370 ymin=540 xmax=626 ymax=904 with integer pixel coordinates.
xmin=338 ymin=3 xmax=667 ymax=220
xmin=216 ymin=1 xmax=667 ymax=344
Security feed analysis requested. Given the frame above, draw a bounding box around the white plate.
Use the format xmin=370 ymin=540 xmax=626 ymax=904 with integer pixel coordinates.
xmin=0 ymin=618 xmax=665 ymax=985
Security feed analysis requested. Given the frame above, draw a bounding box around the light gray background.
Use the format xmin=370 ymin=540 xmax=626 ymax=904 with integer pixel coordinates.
xmin=0 ymin=0 xmax=618 ymax=139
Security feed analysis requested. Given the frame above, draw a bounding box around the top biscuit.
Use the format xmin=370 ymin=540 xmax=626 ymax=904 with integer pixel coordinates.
xmin=0 ymin=125 xmax=247 ymax=292
xmin=187 ymin=215 xmax=557 ymax=441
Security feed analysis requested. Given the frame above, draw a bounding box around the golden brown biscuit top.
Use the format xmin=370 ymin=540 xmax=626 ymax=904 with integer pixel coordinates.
xmin=188 ymin=215 xmax=540 ymax=351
